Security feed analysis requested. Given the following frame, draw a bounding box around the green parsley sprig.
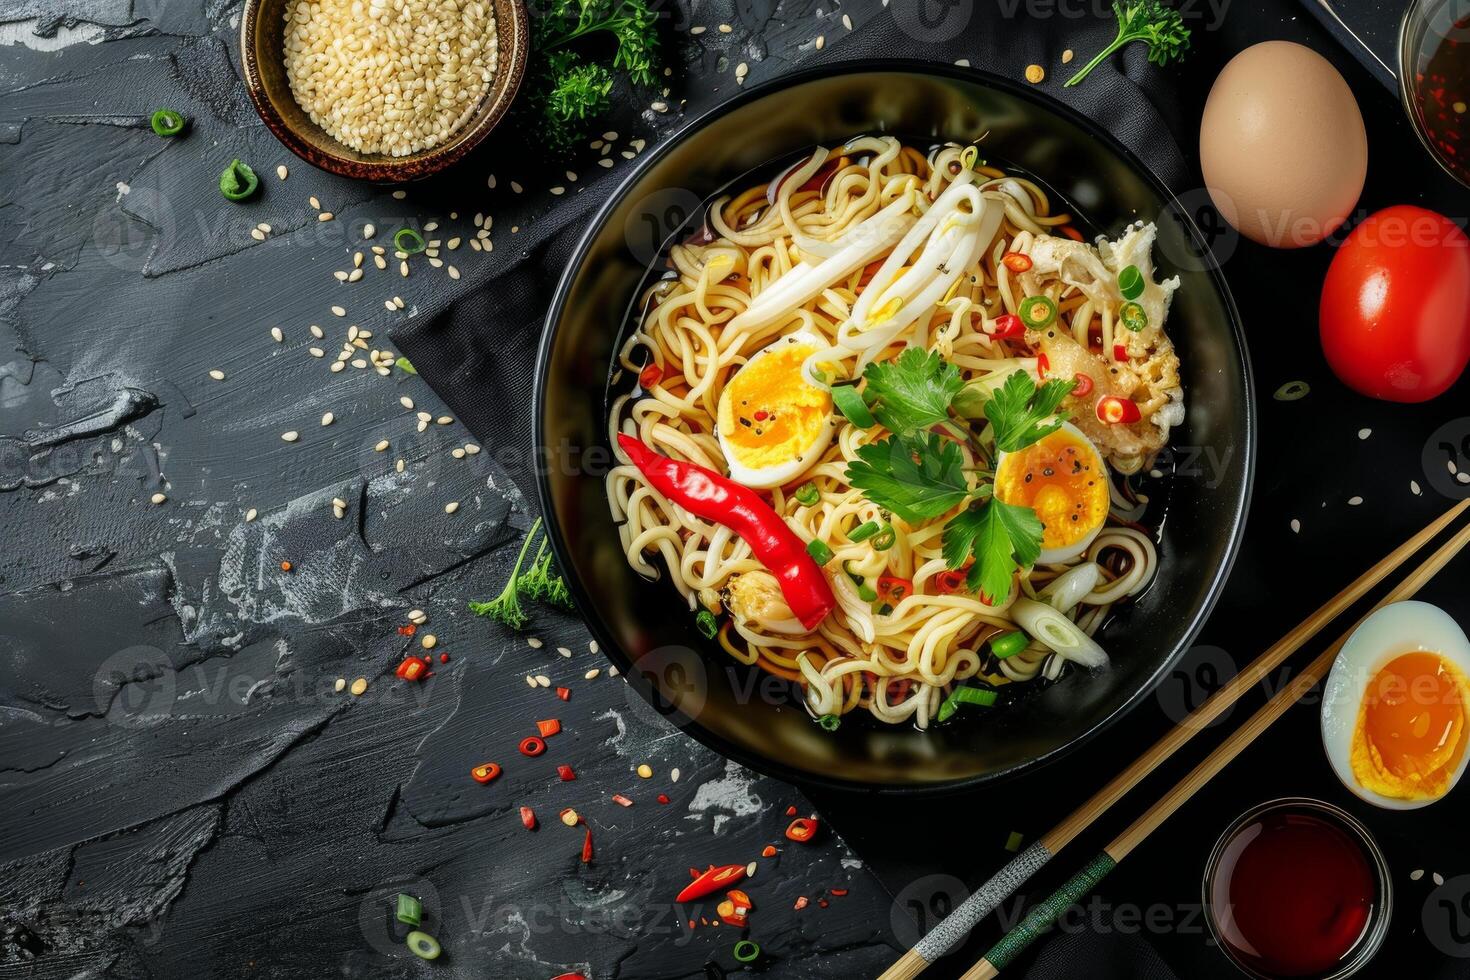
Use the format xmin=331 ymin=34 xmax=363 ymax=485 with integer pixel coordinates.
xmin=529 ymin=0 xmax=660 ymax=150
xmin=845 ymin=353 xmax=1076 ymax=603
xmin=1064 ymin=0 xmax=1191 ymax=88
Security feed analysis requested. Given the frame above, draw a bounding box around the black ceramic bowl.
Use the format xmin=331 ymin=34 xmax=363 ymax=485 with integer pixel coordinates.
xmin=535 ymin=63 xmax=1254 ymax=793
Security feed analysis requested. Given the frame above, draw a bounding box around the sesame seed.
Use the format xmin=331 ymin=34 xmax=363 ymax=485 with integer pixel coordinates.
xmin=150 ymin=492 xmax=167 ymax=505
xmin=1290 ymin=518 xmax=1300 ymax=533
xmin=1411 ymin=480 xmax=1423 ymax=495
xmin=276 ymin=164 xmax=288 ymax=180
xmin=589 ymin=640 xmax=599 ymax=653
xmin=464 ymin=444 xmax=480 ymax=455
xmin=528 ymin=637 xmax=543 ymax=649
xmin=395 ymin=459 xmax=405 ymax=473
xmin=209 ymin=369 xmax=225 ymax=381
xmin=334 ymin=271 xmax=349 ymax=282
xmin=309 ymin=347 xmax=325 ymax=357
xmin=350 ymin=677 xmax=368 ymax=696
xmin=245 ymin=508 xmax=257 ymax=521
xmin=309 ymin=196 xmax=320 ymax=209
xmin=392 ymin=190 xmax=406 ymax=200
xmin=690 ymin=24 xmax=705 ymax=33
xmin=417 ymin=411 xmax=432 ymax=422
xmin=332 ymin=497 xmax=347 ymax=509
xmin=310 ymin=324 xmax=324 ymax=339
xmin=330 ymin=362 xmax=345 ymax=373
xmin=321 ymin=412 xmax=334 ymax=426
xmin=375 ymin=440 xmax=389 ymax=451
xmin=550 ymin=186 xmax=566 ymax=195
xmin=421 ymin=633 xmax=437 ymax=649
xmin=487 ymin=174 xmax=497 ymax=188
xmin=271 ymin=326 xmax=284 ymax=342
xmin=452 ymin=448 xmax=466 ymax=459
xmin=351 ymin=358 xmax=367 ymax=369
xmin=400 ymin=397 xmax=415 ymax=410
xmin=598 ymin=158 xmax=614 ymax=168
xmin=510 ymin=181 xmax=523 ymax=193
xmin=535 ymin=674 xmax=551 ymax=688
xmin=815 ymin=35 xmax=825 ymax=49
xmin=842 ymin=13 xmax=852 ymax=28
xmin=1347 ymin=495 xmax=1363 ymax=506
xmin=444 ymin=501 xmax=460 ymax=514
xmin=650 ymin=102 xmax=668 ymax=113
xmin=331 ymin=305 xmax=346 ymax=317
xmin=718 ymin=22 xmax=732 ymax=32
xmin=436 ymin=416 xmax=453 ymax=425
xmin=374 ymin=255 xmax=387 ymax=270
xmin=584 ymin=668 xmax=600 ymax=680
xmin=250 ymin=228 xmax=266 ymax=241
xmin=1062 ymin=48 xmax=1075 ymax=64
xmin=670 ymin=767 xmax=680 ymax=782
xmin=448 ymin=265 xmax=459 ymax=280
xmin=348 ymin=268 xmax=363 ymax=282
xmin=525 ymin=675 xmax=537 ymax=688
xmin=335 ymin=677 xmax=346 ymax=692
xmin=1358 ymin=428 xmax=1371 ymax=440
xmin=409 ymin=609 xmax=427 ymax=623
xmin=318 ymin=212 xmax=334 ymax=222
xmin=282 ymin=431 xmax=300 ymax=442
xmin=400 ymin=261 xmax=409 ymax=277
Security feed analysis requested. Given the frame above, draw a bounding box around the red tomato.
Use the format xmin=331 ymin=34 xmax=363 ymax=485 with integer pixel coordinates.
xmin=1319 ymin=205 xmax=1470 ymax=402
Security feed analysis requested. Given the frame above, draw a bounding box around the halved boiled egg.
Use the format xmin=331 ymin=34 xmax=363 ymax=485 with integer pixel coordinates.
xmin=992 ymin=421 xmax=1109 ymax=564
xmin=716 ymin=331 xmax=833 ymax=488
xmin=1321 ymin=600 xmax=1470 ymax=810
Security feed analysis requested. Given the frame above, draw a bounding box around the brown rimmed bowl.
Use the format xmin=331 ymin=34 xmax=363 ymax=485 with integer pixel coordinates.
xmin=239 ymin=0 xmax=529 ymax=182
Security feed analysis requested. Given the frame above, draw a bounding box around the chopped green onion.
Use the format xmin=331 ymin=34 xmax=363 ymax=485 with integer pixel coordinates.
xmin=150 ymin=108 xmax=186 ymax=137
xmin=1004 ymin=830 xmax=1025 ymax=852
xmin=989 ymin=630 xmax=1029 ymax=659
xmin=1274 ymin=380 xmax=1311 ymax=402
xmin=1117 ymin=264 xmax=1144 ymax=300
xmin=395 ymin=356 xmax=417 ymax=374
xmin=1119 ymin=301 xmax=1148 ymax=333
xmin=936 ymin=684 xmax=999 ymax=722
xmin=794 ymin=482 xmax=820 ymax=506
xmin=871 ymin=524 xmax=896 ymax=551
xmin=218 ymin=159 xmax=258 ymax=202
xmin=695 ymin=610 xmax=718 ymax=639
xmin=405 ymin=931 xmax=441 ymax=960
xmin=857 ymin=582 xmax=878 ymax=602
xmin=395 ymin=893 xmax=422 ymax=926
xmin=1018 ymin=295 xmax=1057 ymax=330
xmin=848 ymin=520 xmax=881 ymax=542
xmin=816 ymin=713 xmax=841 ymax=732
xmin=733 ymin=940 xmax=761 ymax=963
xmin=806 ymin=539 xmax=833 ymax=565
xmin=394 ymin=227 xmax=427 ymax=255
xmin=831 ymin=384 xmax=875 ymax=428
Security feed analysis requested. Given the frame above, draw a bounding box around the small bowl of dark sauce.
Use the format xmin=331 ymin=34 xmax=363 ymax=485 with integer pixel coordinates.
xmin=1400 ymin=0 xmax=1470 ymax=188
xmin=1202 ymin=798 xmax=1391 ymax=979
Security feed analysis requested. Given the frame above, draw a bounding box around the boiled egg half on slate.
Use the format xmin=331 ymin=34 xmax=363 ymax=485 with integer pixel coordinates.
xmin=1321 ymin=601 xmax=1470 ymax=809
xmin=992 ymin=421 xmax=1110 ymax=564
xmin=716 ymin=332 xmax=833 ymax=488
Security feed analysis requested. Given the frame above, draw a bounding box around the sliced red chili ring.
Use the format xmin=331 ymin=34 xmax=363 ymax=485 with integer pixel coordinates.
xmin=1001 ymin=252 xmax=1033 ymax=274
xmin=556 ymin=687 xmax=571 ymax=701
xmin=934 ymin=569 xmax=969 ymax=594
xmin=536 ymin=718 xmax=561 ymax=738
xmin=991 ymin=313 xmax=1025 ymax=339
xmin=657 ymin=794 xmax=671 ymax=804
xmin=876 ymin=576 xmax=913 ymax=604
xmin=557 ymin=764 xmax=576 ymax=781
xmin=1071 ymin=373 xmax=1094 ymax=398
xmin=785 ymin=817 xmax=819 ymax=843
xmin=1096 ymin=396 xmax=1142 ymax=425
xmin=519 ymin=736 xmax=546 ymax=756
xmin=1113 ymin=342 xmax=1128 ymax=362
xmin=717 ymin=899 xmax=748 ymax=928
xmin=470 ymin=762 xmax=501 ymax=784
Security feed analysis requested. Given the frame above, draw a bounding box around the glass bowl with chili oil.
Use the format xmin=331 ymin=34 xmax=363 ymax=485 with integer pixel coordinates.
xmin=1399 ymin=0 xmax=1470 ymax=188
xmin=1202 ymin=798 xmax=1391 ymax=980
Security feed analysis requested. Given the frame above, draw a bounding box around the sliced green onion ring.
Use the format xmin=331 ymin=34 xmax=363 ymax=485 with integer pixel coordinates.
xmin=733 ymin=940 xmax=761 ymax=963
xmin=816 ymin=713 xmax=841 ymax=732
xmin=1274 ymin=380 xmax=1311 ymax=402
xmin=848 ymin=520 xmax=881 ymax=542
xmin=937 ymin=684 xmax=998 ymax=722
xmin=218 ymin=159 xmax=258 ymax=202
xmin=989 ymin=630 xmax=1029 ymax=659
xmin=1018 ymin=295 xmax=1058 ymax=330
xmin=831 ymin=383 xmax=875 ymax=428
xmin=1010 ymin=597 xmax=1109 ymax=668
xmin=695 ymin=610 xmax=718 ymax=639
xmin=395 ymin=893 xmax=422 ymax=926
xmin=857 ymin=582 xmax=878 ymax=602
xmin=1117 ymin=264 xmax=1144 ymax=300
xmin=1119 ymin=301 xmax=1148 ymax=333
xmin=405 ymin=931 xmax=441 ymax=960
xmin=870 ymin=524 xmax=896 ymax=551
xmin=394 ymin=227 xmax=427 ymax=255
xmin=794 ymin=482 xmax=820 ymax=506
xmin=150 ymin=108 xmax=185 ymax=137
xmin=806 ymin=539 xmax=833 ymax=565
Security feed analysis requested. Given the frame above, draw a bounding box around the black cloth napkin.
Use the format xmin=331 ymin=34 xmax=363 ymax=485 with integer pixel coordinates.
xmin=390 ymin=0 xmax=1195 ymax=491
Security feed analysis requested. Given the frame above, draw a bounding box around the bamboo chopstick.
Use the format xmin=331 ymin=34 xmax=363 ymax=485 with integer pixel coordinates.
xmin=879 ymin=499 xmax=1470 ymax=980
xmin=960 ymin=515 xmax=1470 ymax=980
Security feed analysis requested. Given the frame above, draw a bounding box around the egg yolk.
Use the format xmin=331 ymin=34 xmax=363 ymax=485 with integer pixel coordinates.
xmin=1350 ymin=651 xmax=1468 ymax=801
xmin=716 ymin=341 xmax=830 ymax=471
xmin=993 ymin=428 xmax=1109 ymax=553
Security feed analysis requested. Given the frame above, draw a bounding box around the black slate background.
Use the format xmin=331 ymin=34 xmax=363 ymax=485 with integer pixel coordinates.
xmin=2 ymin=1 xmax=1470 ymax=979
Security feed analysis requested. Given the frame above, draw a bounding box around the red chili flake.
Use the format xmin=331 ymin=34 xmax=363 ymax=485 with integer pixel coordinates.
xmin=1113 ymin=342 xmax=1128 ymax=362
xmin=991 ymin=313 xmax=1025 ymax=339
xmin=279 ymin=560 xmax=293 ymax=572
xmin=556 ymin=687 xmax=571 ymax=701
xmin=761 ymin=845 xmax=777 ymax=858
xmin=611 ymin=794 xmax=634 ymax=807
xmin=394 ymin=656 xmax=428 ymax=681
xmin=818 ymin=899 xmax=830 ymax=909
xmin=520 ymin=806 xmax=537 ymax=830
xmin=581 ymin=828 xmax=593 ymax=863
xmin=439 ymin=653 xmax=449 ymax=664
xmin=785 ymin=805 xmax=798 ymax=817
xmin=830 ymin=888 xmax=849 ymax=897
xmin=657 ymin=794 xmax=670 ymax=804
xmin=557 ymin=764 xmax=576 ymax=781
xmin=639 ymin=364 xmax=662 ymax=389
xmin=793 ymin=896 xmax=809 ymax=911
xmin=1001 ymin=251 xmax=1033 ymax=274
xmin=1060 ymin=225 xmax=1085 ymax=242
xmin=536 ymin=718 xmax=561 ymax=738
xmin=470 ymin=762 xmax=501 ymax=784
xmin=397 ymin=624 xmax=417 ymax=636
xmin=519 ymin=736 xmax=546 ymax=757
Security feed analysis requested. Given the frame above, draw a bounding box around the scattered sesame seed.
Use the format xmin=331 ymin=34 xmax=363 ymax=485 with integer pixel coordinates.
xmin=309 ymin=196 xmax=321 ymax=209
xmin=417 ymin=411 xmax=432 ymax=422
xmin=637 ymin=764 xmax=653 ymax=778
xmin=1062 ymin=49 xmax=1075 ymax=64
xmin=718 ymin=22 xmax=732 ymax=32
xmin=348 ymin=268 xmax=364 ymax=282
xmin=452 ymin=448 xmax=466 ymax=459
xmin=444 ymin=501 xmax=460 ymax=514
xmin=330 ymin=362 xmax=345 ymax=373
xmin=690 ymin=24 xmax=705 ymax=33
xmin=528 ymin=637 xmax=544 ymax=649
xmin=281 ymin=430 xmax=301 ymax=442
xmin=436 ymin=415 xmax=453 ymax=425
xmin=1358 ymin=428 xmax=1371 ymax=440
xmin=331 ymin=305 xmax=346 ymax=317
xmin=1411 ymin=480 xmax=1423 ymax=495
xmin=1347 ymin=495 xmax=1363 ymax=506
xmin=318 ymin=212 xmax=334 ymax=222
xmin=650 ymin=102 xmax=668 ymax=113
xmin=375 ymin=439 xmax=390 ymax=452
xmin=321 ymin=412 xmax=334 ymax=426
xmin=422 ymin=633 xmax=437 ymax=649
xmin=585 ymin=668 xmax=601 ymax=680
xmin=350 ymin=677 xmax=368 ymax=696
xmin=245 ymin=508 xmax=258 ymax=521
xmin=335 ymin=677 xmax=347 ymax=692
xmin=464 ymin=444 xmax=481 ymax=455
xmin=598 ymin=158 xmax=614 ymax=168
xmin=954 ymin=58 xmax=969 ymax=67
xmin=589 ymin=640 xmax=599 ymax=653
xmin=535 ymin=674 xmax=552 ymax=688
xmin=400 ymin=396 xmax=415 ymax=410
xmin=150 ymin=492 xmax=167 ymax=505
xmin=276 ymin=164 xmax=288 ymax=180
xmin=392 ymin=190 xmax=406 ymax=200
xmin=448 ymin=265 xmax=460 ymax=280
xmin=309 ymin=347 xmax=325 ymax=358
xmin=271 ymin=326 xmax=284 ymax=343
xmin=550 ymin=186 xmax=566 ymax=195
xmin=670 ymin=767 xmax=680 ymax=782
xmin=1435 ymin=872 xmax=1445 ymax=886
xmin=511 ymin=181 xmax=523 ymax=193
xmin=526 ymin=675 xmax=538 ymax=688
xmin=400 ymin=260 xmax=410 ymax=277
xmin=334 ymin=271 xmax=349 ymax=282
xmin=815 ymin=35 xmax=825 ymax=49
xmin=209 ymin=369 xmax=225 ymax=381
xmin=395 ymin=458 xmax=405 ymax=473
xmin=250 ymin=228 xmax=266 ymax=241
xmin=1290 ymin=519 xmax=1300 ymax=534
xmin=842 ymin=13 xmax=852 ymax=28
xmin=310 ymin=324 xmax=324 ymax=339
xmin=557 ymin=647 xmax=572 ymax=658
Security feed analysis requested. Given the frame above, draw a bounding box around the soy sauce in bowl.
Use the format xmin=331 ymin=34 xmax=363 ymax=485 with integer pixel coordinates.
xmin=1203 ymin=799 xmax=1391 ymax=979
xmin=1400 ymin=0 xmax=1470 ymax=188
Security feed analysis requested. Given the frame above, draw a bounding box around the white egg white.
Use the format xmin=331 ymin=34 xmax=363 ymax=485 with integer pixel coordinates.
xmin=1320 ymin=600 xmax=1470 ymax=810
xmin=996 ymin=421 xmax=1108 ymax=565
xmin=717 ymin=331 xmax=834 ymax=488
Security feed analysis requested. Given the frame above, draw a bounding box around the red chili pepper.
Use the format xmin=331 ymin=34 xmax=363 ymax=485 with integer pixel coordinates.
xmin=639 ymin=363 xmax=662 ymax=389
xmin=581 ymin=827 xmax=594 ymax=863
xmin=557 ymin=764 xmax=576 ymax=781
xmin=675 ymin=864 xmax=747 ymax=903
xmin=556 ymin=687 xmax=571 ymax=701
xmin=1071 ymin=372 xmax=1094 ymax=398
xmin=934 ymin=568 xmax=969 ymax=594
xmin=536 ymin=718 xmax=561 ymax=738
xmin=520 ymin=806 xmax=537 ymax=830
xmin=611 ymin=794 xmax=633 ymax=807
xmin=1113 ymin=342 xmax=1128 ymax=362
xmin=618 ymin=435 xmax=836 ymax=629
xmin=1096 ymin=396 xmax=1142 ymax=425
xmin=470 ymin=762 xmax=501 ymax=784
xmin=551 ymin=974 xmax=587 ymax=980
xmin=519 ymin=736 xmax=546 ymax=757
xmin=1037 ymin=353 xmax=1050 ymax=377
xmin=876 ymin=576 xmax=912 ymax=604
xmin=657 ymin=793 xmax=671 ymax=804
xmin=395 ymin=656 xmax=429 ymax=681
xmin=991 ymin=313 xmax=1025 ymax=339
xmin=1001 ymin=252 xmax=1033 ymax=274
xmin=785 ymin=817 xmax=819 ymax=843
xmin=1059 ymin=225 xmax=1085 ymax=242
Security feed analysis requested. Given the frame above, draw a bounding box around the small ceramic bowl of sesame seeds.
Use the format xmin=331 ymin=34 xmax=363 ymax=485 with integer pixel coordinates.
xmin=240 ymin=0 xmax=528 ymax=181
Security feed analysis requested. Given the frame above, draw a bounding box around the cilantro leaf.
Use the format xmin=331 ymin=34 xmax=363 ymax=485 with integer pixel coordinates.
xmin=985 ymin=371 xmax=1078 ymax=453
xmin=862 ymin=348 xmax=965 ymax=435
xmin=941 ymin=499 xmax=1045 ymax=602
xmin=846 ymin=431 xmax=972 ymax=523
